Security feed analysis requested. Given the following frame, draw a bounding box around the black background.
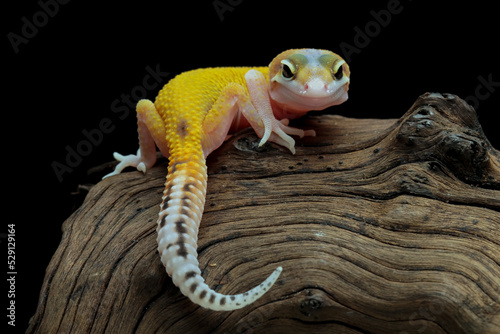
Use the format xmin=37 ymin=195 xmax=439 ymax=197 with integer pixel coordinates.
xmin=6 ymin=0 xmax=500 ymax=331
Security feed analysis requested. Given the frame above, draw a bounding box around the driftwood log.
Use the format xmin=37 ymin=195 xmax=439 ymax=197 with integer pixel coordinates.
xmin=28 ymin=93 xmax=500 ymax=333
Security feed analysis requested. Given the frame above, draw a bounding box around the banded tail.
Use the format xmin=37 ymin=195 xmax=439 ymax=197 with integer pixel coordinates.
xmin=156 ymin=154 xmax=282 ymax=311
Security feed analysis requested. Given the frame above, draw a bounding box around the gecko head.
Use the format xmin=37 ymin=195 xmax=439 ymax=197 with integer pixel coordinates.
xmin=269 ymin=49 xmax=350 ymax=112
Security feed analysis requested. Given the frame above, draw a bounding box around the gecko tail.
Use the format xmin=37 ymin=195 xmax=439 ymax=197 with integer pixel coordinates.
xmin=157 ymin=217 xmax=282 ymax=311
xmin=185 ymin=266 xmax=283 ymax=311
xmin=157 ymin=156 xmax=281 ymax=311
xmin=180 ymin=262 xmax=282 ymax=311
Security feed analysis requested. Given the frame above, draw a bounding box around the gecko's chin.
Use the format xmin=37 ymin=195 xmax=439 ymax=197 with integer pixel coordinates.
xmin=271 ymin=85 xmax=349 ymax=112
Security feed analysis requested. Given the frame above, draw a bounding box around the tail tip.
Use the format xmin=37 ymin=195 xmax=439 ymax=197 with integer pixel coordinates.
xmin=269 ymin=266 xmax=283 ymax=283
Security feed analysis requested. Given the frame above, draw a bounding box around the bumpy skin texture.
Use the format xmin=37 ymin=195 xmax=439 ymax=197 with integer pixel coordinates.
xmin=103 ymin=49 xmax=350 ymax=311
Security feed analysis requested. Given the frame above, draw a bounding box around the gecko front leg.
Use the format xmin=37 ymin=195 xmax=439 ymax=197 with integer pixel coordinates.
xmin=243 ymin=69 xmax=315 ymax=154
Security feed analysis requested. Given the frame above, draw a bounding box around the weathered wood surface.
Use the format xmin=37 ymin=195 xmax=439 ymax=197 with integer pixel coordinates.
xmin=28 ymin=93 xmax=500 ymax=334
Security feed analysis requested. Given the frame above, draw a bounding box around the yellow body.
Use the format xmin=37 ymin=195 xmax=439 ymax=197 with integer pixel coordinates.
xmin=153 ymin=67 xmax=269 ymax=196
xmin=157 ymin=66 xmax=268 ymax=159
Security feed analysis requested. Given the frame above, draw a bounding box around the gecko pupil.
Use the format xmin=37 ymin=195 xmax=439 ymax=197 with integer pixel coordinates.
xmin=282 ymin=64 xmax=294 ymax=79
xmin=334 ymin=66 xmax=343 ymax=80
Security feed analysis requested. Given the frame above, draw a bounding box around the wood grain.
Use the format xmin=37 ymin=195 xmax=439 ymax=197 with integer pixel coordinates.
xmin=28 ymin=93 xmax=500 ymax=333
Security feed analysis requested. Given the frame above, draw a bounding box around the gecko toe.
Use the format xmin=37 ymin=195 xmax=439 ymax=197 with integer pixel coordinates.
xmin=113 ymin=152 xmax=125 ymax=161
xmin=304 ymin=129 xmax=316 ymax=137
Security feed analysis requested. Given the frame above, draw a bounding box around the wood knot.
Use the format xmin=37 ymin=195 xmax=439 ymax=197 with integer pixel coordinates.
xmin=233 ymin=134 xmax=271 ymax=153
xmin=438 ymin=133 xmax=488 ymax=163
xmin=436 ymin=132 xmax=489 ymax=182
xmin=299 ymin=294 xmax=324 ymax=316
xmin=393 ymin=92 xmax=496 ymax=185
xmin=396 ymin=105 xmax=439 ymax=147
xmin=415 ymin=92 xmax=478 ymax=128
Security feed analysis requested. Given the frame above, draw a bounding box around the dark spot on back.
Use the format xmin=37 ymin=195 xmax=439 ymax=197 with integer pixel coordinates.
xmin=230 ymin=296 xmax=235 ymax=301
xmin=199 ymin=290 xmax=207 ymax=299
xmin=220 ymin=297 xmax=226 ymax=306
xmin=177 ymin=120 xmax=188 ymax=138
xmin=209 ymin=294 xmax=216 ymax=304
xmin=190 ymin=283 xmax=198 ymax=293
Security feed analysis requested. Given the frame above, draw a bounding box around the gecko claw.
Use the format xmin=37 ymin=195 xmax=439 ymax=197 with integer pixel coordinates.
xmin=258 ymin=130 xmax=272 ymax=148
xmin=137 ymin=162 xmax=146 ymax=174
xmin=258 ymin=118 xmax=317 ymax=155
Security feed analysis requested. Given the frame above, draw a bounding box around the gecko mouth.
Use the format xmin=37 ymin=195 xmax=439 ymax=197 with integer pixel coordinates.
xmin=271 ymin=80 xmax=349 ymax=112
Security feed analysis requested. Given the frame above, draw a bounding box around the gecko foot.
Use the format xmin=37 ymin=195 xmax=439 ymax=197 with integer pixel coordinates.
xmin=103 ymin=149 xmax=147 ymax=179
xmin=259 ymin=118 xmax=316 ymax=155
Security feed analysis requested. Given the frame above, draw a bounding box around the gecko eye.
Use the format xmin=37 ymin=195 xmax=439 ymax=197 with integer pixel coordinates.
xmin=281 ymin=60 xmax=296 ymax=80
xmin=334 ymin=65 xmax=343 ymax=80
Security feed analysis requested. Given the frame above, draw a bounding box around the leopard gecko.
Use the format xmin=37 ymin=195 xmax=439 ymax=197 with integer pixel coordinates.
xmin=103 ymin=48 xmax=350 ymax=311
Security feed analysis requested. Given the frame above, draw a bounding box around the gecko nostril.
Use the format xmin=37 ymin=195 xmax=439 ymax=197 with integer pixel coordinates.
xmin=304 ymin=83 xmax=309 ymax=90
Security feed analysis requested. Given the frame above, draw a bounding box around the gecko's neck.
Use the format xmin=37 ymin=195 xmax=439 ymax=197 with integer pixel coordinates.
xmin=270 ymin=98 xmax=308 ymax=120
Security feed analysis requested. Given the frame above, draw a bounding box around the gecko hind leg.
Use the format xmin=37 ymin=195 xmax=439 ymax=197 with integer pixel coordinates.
xmin=103 ymin=99 xmax=169 ymax=179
